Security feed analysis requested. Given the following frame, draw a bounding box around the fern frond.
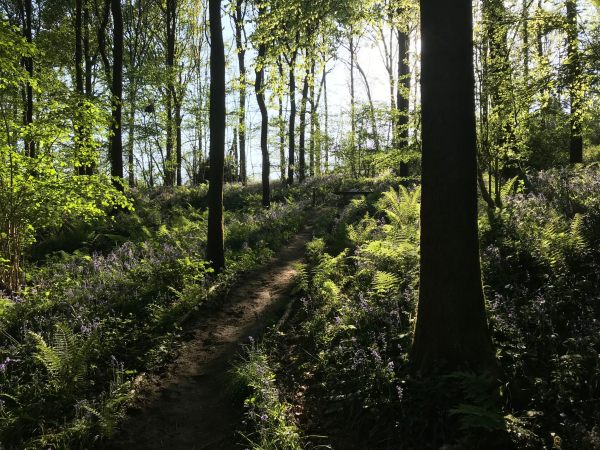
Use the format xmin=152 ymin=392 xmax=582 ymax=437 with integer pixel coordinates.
xmin=372 ymin=271 xmax=400 ymax=294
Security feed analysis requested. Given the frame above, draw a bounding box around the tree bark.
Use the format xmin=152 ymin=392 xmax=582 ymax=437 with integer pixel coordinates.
xmin=207 ymin=0 xmax=226 ymax=273
xmin=566 ymin=0 xmax=583 ymax=164
xmin=110 ymin=0 xmax=124 ymax=187
xmin=21 ymin=0 xmax=35 ymax=158
xmin=277 ymin=57 xmax=286 ymax=183
xmin=287 ymin=48 xmax=298 ymax=185
xmin=298 ymin=65 xmax=309 ymax=182
xmin=350 ymin=34 xmax=356 ymax=177
xmin=255 ymin=40 xmax=270 ymax=208
xmin=309 ymin=60 xmax=316 ymax=177
xmin=164 ymin=0 xmax=177 ymax=186
xmin=234 ymin=0 xmax=247 ymax=184
xmin=410 ymin=0 xmax=497 ymax=374
xmin=175 ymin=96 xmax=183 ymax=186
xmin=75 ymin=0 xmax=86 ymax=175
xmin=397 ymin=28 xmax=410 ymax=177
xmin=356 ymin=60 xmax=381 ymax=154
xmin=324 ymin=68 xmax=329 ymax=172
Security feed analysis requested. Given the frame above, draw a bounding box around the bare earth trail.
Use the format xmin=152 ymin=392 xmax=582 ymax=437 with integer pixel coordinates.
xmin=102 ymin=223 xmax=315 ymax=450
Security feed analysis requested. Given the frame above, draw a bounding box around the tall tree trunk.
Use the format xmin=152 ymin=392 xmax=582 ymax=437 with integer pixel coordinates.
xmin=234 ymin=0 xmax=247 ymax=184
xmin=522 ymin=0 xmax=530 ymax=81
xmin=110 ymin=0 xmax=124 ymax=187
xmin=410 ymin=0 xmax=497 ymax=374
xmin=287 ymin=49 xmax=298 ymax=185
xmin=84 ymin=3 xmax=92 ymax=97
xmin=397 ymin=28 xmax=410 ymax=177
xmin=175 ymin=97 xmax=183 ymax=185
xmin=75 ymin=0 xmax=84 ymax=97
xmin=566 ymin=0 xmax=583 ymax=164
xmin=309 ymin=61 xmax=316 ymax=177
xmin=484 ymin=0 xmax=514 ymax=200
xmin=255 ymin=39 xmax=270 ymax=208
xmin=298 ymin=65 xmax=309 ymax=182
xmin=207 ymin=0 xmax=226 ymax=273
xmin=356 ymin=61 xmax=381 ymax=154
xmin=21 ymin=0 xmax=34 ymax=158
xmin=349 ymin=33 xmax=357 ymax=177
xmin=164 ymin=0 xmax=176 ymax=186
xmin=127 ymin=88 xmax=136 ymax=186
xmin=324 ymin=68 xmax=329 ymax=172
xmin=75 ymin=0 xmax=86 ymax=175
xmin=278 ymin=57 xmax=286 ymax=183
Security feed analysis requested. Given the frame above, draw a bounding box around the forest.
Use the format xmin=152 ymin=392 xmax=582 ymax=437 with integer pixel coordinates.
xmin=1 ymin=0 xmax=600 ymax=448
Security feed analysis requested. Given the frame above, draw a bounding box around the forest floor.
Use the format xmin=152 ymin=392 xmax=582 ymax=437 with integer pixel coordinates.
xmin=99 ymin=219 xmax=316 ymax=450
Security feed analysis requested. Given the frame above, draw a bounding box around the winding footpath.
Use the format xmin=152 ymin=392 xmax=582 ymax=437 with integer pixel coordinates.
xmin=101 ymin=224 xmax=314 ymax=450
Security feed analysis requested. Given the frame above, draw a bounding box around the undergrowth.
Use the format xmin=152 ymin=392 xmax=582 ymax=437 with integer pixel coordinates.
xmin=236 ymin=167 xmax=600 ymax=449
xmin=0 ymin=179 xmax=334 ymax=449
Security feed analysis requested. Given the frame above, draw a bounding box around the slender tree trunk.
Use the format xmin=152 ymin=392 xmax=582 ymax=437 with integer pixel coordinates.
xmin=255 ymin=40 xmax=270 ymax=208
xmin=110 ymin=0 xmax=124 ymax=187
xmin=309 ymin=61 xmax=316 ymax=177
xmin=522 ymin=0 xmax=530 ymax=81
xmin=356 ymin=61 xmax=381 ymax=154
xmin=127 ymin=90 xmax=136 ymax=186
xmin=298 ymin=65 xmax=309 ymax=182
xmin=207 ymin=0 xmax=226 ymax=273
xmin=75 ymin=0 xmax=84 ymax=97
xmin=349 ymin=34 xmax=356 ymax=177
xmin=410 ymin=0 xmax=497 ymax=374
xmin=175 ymin=97 xmax=183 ymax=185
xmin=484 ymin=0 xmax=514 ymax=185
xmin=82 ymin=1 xmax=94 ymax=176
xmin=21 ymin=0 xmax=34 ymax=158
xmin=324 ymin=69 xmax=329 ymax=172
xmin=75 ymin=0 xmax=86 ymax=175
xmin=397 ymin=28 xmax=410 ymax=177
xmin=287 ymin=49 xmax=298 ymax=185
xmin=164 ymin=0 xmax=176 ymax=186
xmin=234 ymin=0 xmax=247 ymax=184
xmin=566 ymin=0 xmax=583 ymax=163
xmin=278 ymin=57 xmax=286 ymax=183
xmin=84 ymin=3 xmax=92 ymax=97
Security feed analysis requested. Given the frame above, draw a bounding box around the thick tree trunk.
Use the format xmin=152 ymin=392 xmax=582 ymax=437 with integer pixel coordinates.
xmin=397 ymin=28 xmax=410 ymax=178
xmin=566 ymin=0 xmax=583 ymax=164
xmin=110 ymin=0 xmax=124 ymax=187
xmin=234 ymin=0 xmax=247 ymax=184
xmin=410 ymin=0 xmax=497 ymax=374
xmin=255 ymin=42 xmax=270 ymax=208
xmin=207 ymin=0 xmax=226 ymax=273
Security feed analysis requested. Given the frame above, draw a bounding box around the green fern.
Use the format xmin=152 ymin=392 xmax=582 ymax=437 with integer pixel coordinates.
xmin=376 ymin=186 xmax=421 ymax=242
xmin=30 ymin=324 xmax=94 ymax=391
xmin=500 ymin=176 xmax=521 ymax=203
xmin=372 ymin=271 xmax=400 ymax=294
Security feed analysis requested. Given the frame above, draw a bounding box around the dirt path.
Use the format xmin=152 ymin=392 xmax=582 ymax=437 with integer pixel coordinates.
xmin=102 ymin=224 xmax=314 ymax=450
